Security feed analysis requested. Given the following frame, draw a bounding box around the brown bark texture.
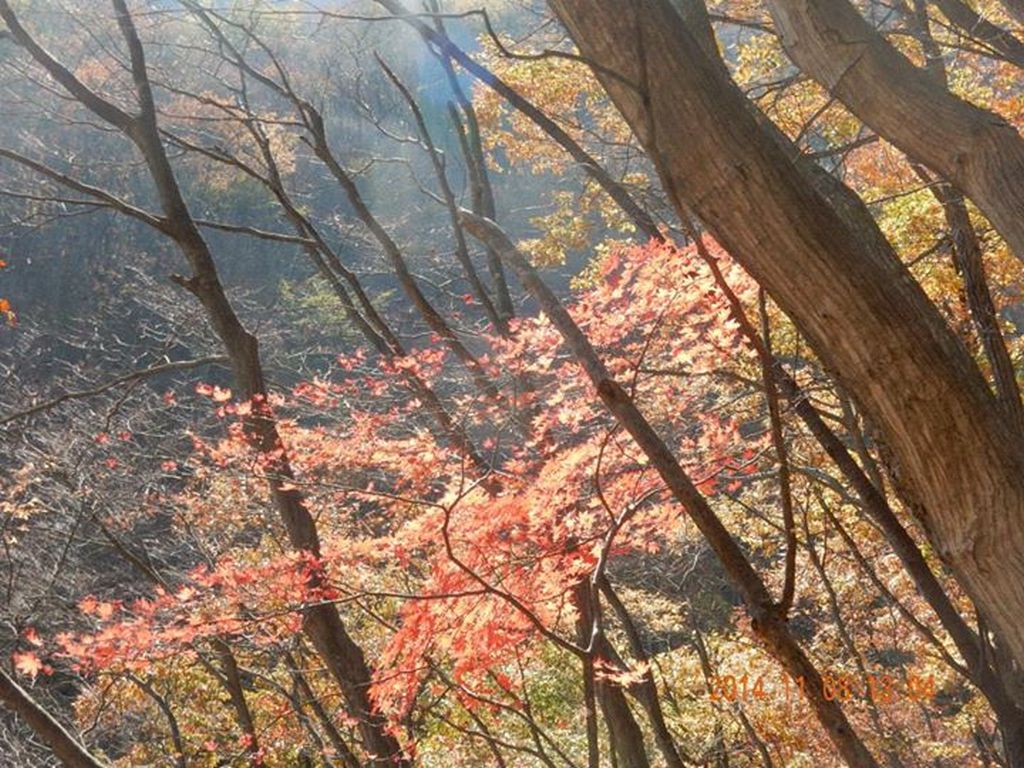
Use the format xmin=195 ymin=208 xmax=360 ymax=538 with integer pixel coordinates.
xmin=765 ymin=0 xmax=1024 ymax=261
xmin=548 ymin=0 xmax=1024 ymax=680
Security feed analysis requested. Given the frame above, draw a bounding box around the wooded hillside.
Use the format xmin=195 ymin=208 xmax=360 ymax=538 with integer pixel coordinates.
xmin=2 ymin=1 xmax=1024 ymax=765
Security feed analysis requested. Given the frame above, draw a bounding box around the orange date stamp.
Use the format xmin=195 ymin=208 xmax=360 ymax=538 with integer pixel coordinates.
xmin=707 ymin=670 xmax=936 ymax=706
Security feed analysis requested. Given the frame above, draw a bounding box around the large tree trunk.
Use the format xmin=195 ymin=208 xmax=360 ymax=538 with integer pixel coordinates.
xmin=546 ymin=0 xmax=1024 ymax=671
xmin=762 ymin=0 xmax=1024 ymax=261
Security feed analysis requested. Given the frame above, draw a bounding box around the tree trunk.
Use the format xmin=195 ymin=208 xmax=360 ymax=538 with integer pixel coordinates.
xmin=548 ymin=0 xmax=1024 ymax=681
xmin=573 ymin=581 xmax=652 ymax=768
xmin=763 ymin=0 xmax=1024 ymax=261
xmin=0 ymin=669 xmax=107 ymax=768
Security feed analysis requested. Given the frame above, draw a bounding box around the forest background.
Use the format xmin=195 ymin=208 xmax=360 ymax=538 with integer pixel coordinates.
xmin=2 ymin=0 xmax=1024 ymax=766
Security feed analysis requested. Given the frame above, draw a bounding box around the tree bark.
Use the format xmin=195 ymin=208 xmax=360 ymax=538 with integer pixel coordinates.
xmin=547 ymin=0 xmax=1024 ymax=675
xmin=214 ymin=641 xmax=261 ymax=761
xmin=573 ymin=582 xmax=652 ymax=768
xmin=763 ymin=0 xmax=1024 ymax=261
xmin=900 ymin=0 xmax=1024 ymax=432
xmin=599 ymin=577 xmax=688 ymax=768
xmin=0 ymin=669 xmax=107 ymax=768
